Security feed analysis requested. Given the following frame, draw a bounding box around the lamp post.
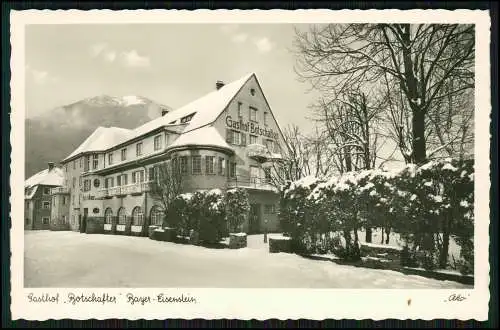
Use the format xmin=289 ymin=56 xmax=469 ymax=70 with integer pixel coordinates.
xmin=264 ymin=219 xmax=268 ymax=243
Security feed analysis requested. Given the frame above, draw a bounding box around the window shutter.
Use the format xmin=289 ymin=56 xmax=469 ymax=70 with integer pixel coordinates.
xmin=205 ymin=156 xmax=209 ymax=174
xmin=226 ymin=129 xmax=232 ymax=143
xmin=241 ymin=133 xmax=246 ymax=146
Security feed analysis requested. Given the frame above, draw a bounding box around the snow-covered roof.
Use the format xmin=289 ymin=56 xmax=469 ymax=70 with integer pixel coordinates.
xmin=168 ymin=126 xmax=231 ymax=151
xmin=63 ymin=73 xmax=254 ymax=162
xmin=133 ymin=72 xmax=254 ymax=137
xmin=63 ymin=126 xmax=134 ymax=161
xmin=25 ymin=167 xmax=64 ymax=189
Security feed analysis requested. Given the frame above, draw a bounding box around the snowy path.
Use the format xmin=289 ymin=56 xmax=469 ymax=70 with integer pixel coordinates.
xmin=24 ymin=231 xmax=470 ymax=289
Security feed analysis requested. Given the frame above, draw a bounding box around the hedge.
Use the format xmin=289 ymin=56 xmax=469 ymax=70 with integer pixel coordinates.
xmin=279 ymin=158 xmax=474 ymax=274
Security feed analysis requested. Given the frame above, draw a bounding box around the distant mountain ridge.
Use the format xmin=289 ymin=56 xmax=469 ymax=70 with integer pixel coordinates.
xmin=25 ymin=95 xmax=171 ymax=178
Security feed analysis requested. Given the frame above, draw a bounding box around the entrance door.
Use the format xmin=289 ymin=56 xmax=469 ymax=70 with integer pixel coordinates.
xmin=249 ymin=203 xmax=261 ymax=234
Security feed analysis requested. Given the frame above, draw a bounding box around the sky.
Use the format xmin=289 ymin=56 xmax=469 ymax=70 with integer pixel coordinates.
xmin=25 ymin=23 xmax=321 ymax=133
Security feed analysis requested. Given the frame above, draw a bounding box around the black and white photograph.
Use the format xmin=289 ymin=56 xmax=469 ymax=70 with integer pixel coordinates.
xmin=9 ymin=9 xmax=491 ymax=321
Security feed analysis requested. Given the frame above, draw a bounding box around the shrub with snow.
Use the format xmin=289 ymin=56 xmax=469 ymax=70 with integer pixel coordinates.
xmin=224 ymin=188 xmax=250 ymax=233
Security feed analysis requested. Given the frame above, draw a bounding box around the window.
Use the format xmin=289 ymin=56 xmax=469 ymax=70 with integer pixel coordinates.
xmin=249 ymin=106 xmax=258 ymax=122
xmin=264 ymin=168 xmax=272 ymax=183
xmin=53 ymin=197 xmax=55 ymax=206
xmin=132 ymin=207 xmax=144 ymax=226
xmin=150 ymin=206 xmax=163 ymax=226
xmin=83 ymin=180 xmax=91 ymax=192
xmin=79 ymin=176 xmax=82 ymax=188
xmin=85 ymin=155 xmax=90 ymax=172
xmin=93 ymin=179 xmax=100 ymax=188
xmin=105 ymin=177 xmax=114 ymax=188
xmin=117 ymin=207 xmax=127 ymax=225
xmin=42 ymin=217 xmax=49 ymax=225
xmin=79 ymin=157 xmax=83 ymax=168
xmin=250 ymin=88 xmax=256 ymax=96
xmin=205 ymin=156 xmax=215 ymax=174
xmin=121 ymin=148 xmax=127 ymax=161
xmin=218 ymin=158 xmax=226 ymax=175
xmin=241 ymin=133 xmax=247 ymax=146
xmin=136 ymin=142 xmax=143 ymax=156
xmin=65 ymin=165 xmax=67 ymax=172
xmin=72 ymin=177 xmax=76 ymax=188
xmin=264 ymin=204 xmax=276 ymax=214
xmin=231 ymin=130 xmax=241 ymax=145
xmin=43 ymin=187 xmax=50 ymax=195
xmin=73 ymin=160 xmax=76 ymax=170
xmin=237 ymin=101 xmax=242 ymax=118
xmin=266 ymin=139 xmax=274 ymax=151
xmin=72 ymin=194 xmax=75 ymax=205
xmin=117 ymin=174 xmax=128 ymax=186
xmin=249 ymin=134 xmax=258 ymax=145
xmin=62 ymin=215 xmax=67 ymax=224
xmin=264 ymin=112 xmax=269 ymax=126
xmin=230 ymin=162 xmax=237 ymax=177
xmin=105 ymin=208 xmax=113 ymax=224
xmin=132 ymin=170 xmax=145 ymax=184
xmin=250 ymin=166 xmax=260 ymax=182
xmin=25 ymin=218 xmax=30 ymax=225
xmin=108 ymin=153 xmax=113 ymax=166
xmin=180 ymin=113 xmax=195 ymax=124
xmin=62 ymin=196 xmax=66 ymax=205
xmin=179 ymin=156 xmax=188 ymax=174
xmin=154 ymin=135 xmax=163 ymax=151
xmin=42 ymin=201 xmax=50 ymax=209
xmin=192 ymin=156 xmax=202 ymax=174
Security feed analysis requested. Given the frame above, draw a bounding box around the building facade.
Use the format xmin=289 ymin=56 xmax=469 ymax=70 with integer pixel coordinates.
xmin=59 ymin=73 xmax=287 ymax=235
xmin=24 ymin=163 xmax=65 ymax=230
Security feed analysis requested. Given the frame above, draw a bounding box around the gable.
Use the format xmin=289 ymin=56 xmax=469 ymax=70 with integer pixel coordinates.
xmin=213 ymin=74 xmax=289 ymax=155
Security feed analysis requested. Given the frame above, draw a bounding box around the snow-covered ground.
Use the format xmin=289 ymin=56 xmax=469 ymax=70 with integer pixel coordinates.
xmin=24 ymin=231 xmax=470 ymax=288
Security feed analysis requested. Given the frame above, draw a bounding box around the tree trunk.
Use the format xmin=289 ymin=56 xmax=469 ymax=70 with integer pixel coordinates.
xmin=385 ymin=226 xmax=391 ymax=244
xmin=365 ymin=227 xmax=372 ymax=243
xmin=412 ymin=108 xmax=427 ymax=164
xmin=439 ymin=218 xmax=451 ymax=269
xmin=381 ymin=227 xmax=385 ymax=244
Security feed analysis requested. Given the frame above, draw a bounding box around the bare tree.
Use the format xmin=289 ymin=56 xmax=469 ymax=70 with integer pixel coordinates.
xmin=149 ymin=158 xmax=184 ymax=226
xmin=265 ymin=124 xmax=334 ymax=190
xmin=294 ymin=24 xmax=475 ymax=165
xmin=312 ymin=89 xmax=389 ymax=242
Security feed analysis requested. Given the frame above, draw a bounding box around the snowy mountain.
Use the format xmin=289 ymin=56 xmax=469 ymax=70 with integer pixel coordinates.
xmin=25 ymin=95 xmax=171 ymax=178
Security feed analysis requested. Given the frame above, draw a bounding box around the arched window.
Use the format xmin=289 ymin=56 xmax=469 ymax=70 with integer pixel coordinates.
xmin=104 ymin=208 xmax=113 ymax=224
xmin=150 ymin=206 xmax=163 ymax=226
xmin=132 ymin=206 xmax=144 ymax=226
xmin=117 ymin=207 xmax=127 ymax=225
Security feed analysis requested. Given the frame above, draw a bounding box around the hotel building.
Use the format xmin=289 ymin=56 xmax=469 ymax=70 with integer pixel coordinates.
xmin=55 ymin=73 xmax=287 ymax=235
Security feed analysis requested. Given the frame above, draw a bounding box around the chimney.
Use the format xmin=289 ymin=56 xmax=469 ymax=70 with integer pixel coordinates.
xmin=48 ymin=162 xmax=55 ymax=171
xmin=161 ymin=108 xmax=169 ymax=116
xmin=216 ymin=80 xmax=225 ymax=90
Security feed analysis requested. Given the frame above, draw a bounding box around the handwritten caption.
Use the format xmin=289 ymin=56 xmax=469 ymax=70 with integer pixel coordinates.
xmin=27 ymin=292 xmax=198 ymax=306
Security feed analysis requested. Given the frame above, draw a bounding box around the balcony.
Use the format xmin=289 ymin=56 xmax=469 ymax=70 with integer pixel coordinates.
xmin=51 ymin=187 xmax=70 ymax=194
xmin=227 ymin=176 xmax=276 ymax=191
xmin=97 ymin=182 xmax=152 ymax=198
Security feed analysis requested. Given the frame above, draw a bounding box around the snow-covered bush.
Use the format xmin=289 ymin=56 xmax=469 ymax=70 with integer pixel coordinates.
xmin=280 ymin=158 xmax=474 ymax=270
xmin=198 ymin=189 xmax=226 ymax=244
xmin=224 ymin=188 xmax=250 ymax=233
xmin=168 ymin=193 xmax=193 ymax=236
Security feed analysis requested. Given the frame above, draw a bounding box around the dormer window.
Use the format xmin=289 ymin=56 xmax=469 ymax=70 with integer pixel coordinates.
xmin=169 ymin=120 xmax=177 ymax=124
xmin=180 ymin=112 xmax=196 ymax=124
